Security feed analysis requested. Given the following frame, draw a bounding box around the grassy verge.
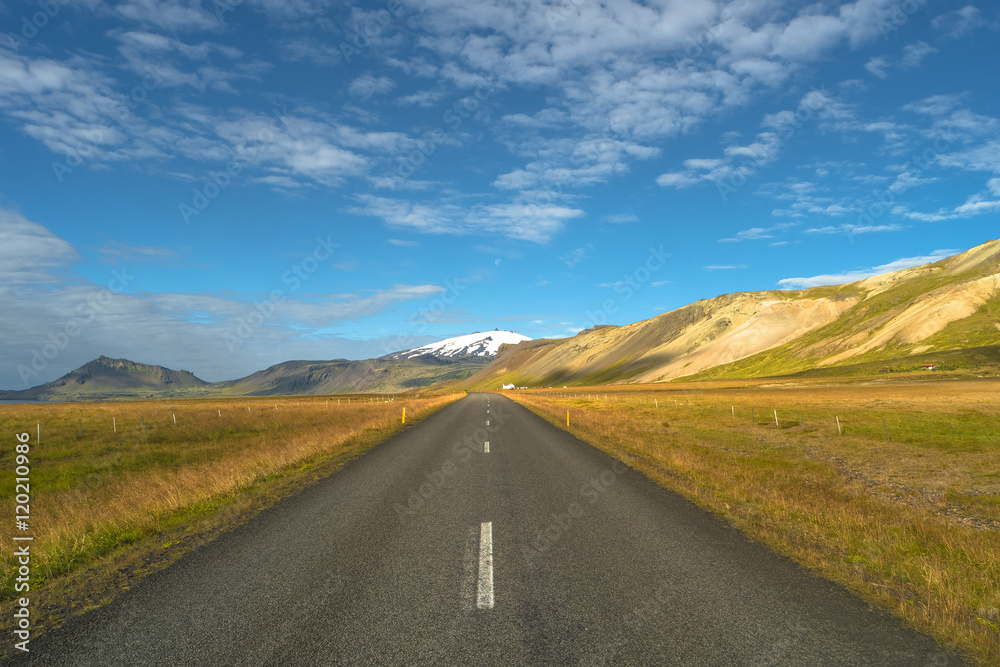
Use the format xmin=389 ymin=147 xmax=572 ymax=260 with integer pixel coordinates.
xmin=506 ymin=380 xmax=1000 ymax=666
xmin=0 ymin=393 xmax=460 ymax=652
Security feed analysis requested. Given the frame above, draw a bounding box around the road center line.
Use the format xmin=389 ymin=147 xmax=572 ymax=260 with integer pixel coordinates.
xmin=477 ymin=521 xmax=494 ymax=610
xmin=484 ymin=441 xmax=489 ymax=453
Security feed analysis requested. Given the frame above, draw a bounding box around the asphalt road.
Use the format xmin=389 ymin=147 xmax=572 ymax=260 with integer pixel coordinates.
xmin=8 ymin=393 xmax=963 ymax=665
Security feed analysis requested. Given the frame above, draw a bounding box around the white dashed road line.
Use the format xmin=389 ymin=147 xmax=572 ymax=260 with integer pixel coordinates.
xmin=477 ymin=522 xmax=494 ymax=610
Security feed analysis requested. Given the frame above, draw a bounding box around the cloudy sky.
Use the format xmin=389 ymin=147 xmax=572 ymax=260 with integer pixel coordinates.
xmin=1 ymin=0 xmax=998 ymax=388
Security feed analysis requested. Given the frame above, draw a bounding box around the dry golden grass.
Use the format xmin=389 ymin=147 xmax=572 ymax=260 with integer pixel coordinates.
xmin=507 ymin=378 xmax=1000 ymax=666
xmin=0 ymin=393 xmax=459 ymax=609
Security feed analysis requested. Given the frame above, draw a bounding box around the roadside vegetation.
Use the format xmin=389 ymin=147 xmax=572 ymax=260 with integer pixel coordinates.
xmin=0 ymin=393 xmax=459 ymax=646
xmin=508 ymin=378 xmax=1000 ymax=666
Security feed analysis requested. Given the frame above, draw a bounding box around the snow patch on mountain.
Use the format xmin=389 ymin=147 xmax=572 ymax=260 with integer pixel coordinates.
xmin=393 ymin=330 xmax=531 ymax=359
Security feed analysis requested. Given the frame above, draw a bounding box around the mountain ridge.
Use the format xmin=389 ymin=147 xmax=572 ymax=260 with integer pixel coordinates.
xmin=5 ymin=239 xmax=999 ymax=400
xmin=465 ymin=238 xmax=1000 ymax=388
xmin=0 ymin=331 xmax=525 ymax=400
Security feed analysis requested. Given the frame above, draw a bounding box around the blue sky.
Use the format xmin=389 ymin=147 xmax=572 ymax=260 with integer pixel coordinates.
xmin=1 ymin=0 xmax=999 ymax=388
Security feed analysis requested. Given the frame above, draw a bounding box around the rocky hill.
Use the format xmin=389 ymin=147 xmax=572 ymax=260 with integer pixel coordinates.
xmin=0 ymin=356 xmax=207 ymax=400
xmin=466 ymin=239 xmax=1000 ymax=388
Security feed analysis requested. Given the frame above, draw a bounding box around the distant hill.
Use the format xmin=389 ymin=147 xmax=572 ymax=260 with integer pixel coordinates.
xmin=0 ymin=331 xmax=529 ymax=400
xmin=465 ymin=238 xmax=1000 ymax=388
xmin=0 ymin=356 xmax=207 ymax=401
xmin=215 ymin=355 xmax=488 ymax=396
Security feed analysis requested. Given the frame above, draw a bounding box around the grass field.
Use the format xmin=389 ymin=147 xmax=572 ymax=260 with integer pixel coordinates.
xmin=0 ymin=392 xmax=459 ymax=645
xmin=506 ymin=377 xmax=1000 ymax=666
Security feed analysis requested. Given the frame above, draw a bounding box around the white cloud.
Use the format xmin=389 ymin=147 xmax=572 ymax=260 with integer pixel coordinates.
xmin=683 ymin=158 xmax=724 ymax=170
xmin=473 ymin=202 xmax=585 ymax=243
xmin=804 ymin=224 xmax=904 ymax=235
xmin=494 ymin=135 xmax=660 ymax=193
xmin=900 ymin=42 xmax=937 ymax=69
xmin=895 ymin=150 xmax=1000 ymax=222
xmin=252 ymin=174 xmax=308 ymax=189
xmin=275 ymin=38 xmax=343 ymax=66
xmin=493 ymin=169 xmax=537 ymax=190
xmin=2 ymin=0 xmax=936 ymax=230
xmin=655 ymin=171 xmax=699 ymax=188
xmin=777 ymin=249 xmax=957 ymax=288
xmin=942 ymin=109 xmax=1000 ymax=137
xmin=888 ymin=171 xmax=936 ymax=193
xmin=863 ymin=41 xmax=938 ymax=81
xmin=501 ymin=108 xmax=568 ymax=129
xmin=718 ymin=222 xmax=797 ymax=243
xmin=932 ymin=6 xmax=985 ymax=39
xmin=947 ymin=178 xmax=1000 ymax=216
xmin=191 ymin=111 xmax=421 ymax=185
xmin=350 ymin=194 xmax=584 ymax=243
xmin=604 ymin=213 xmax=638 ymax=224
xmin=249 ymin=0 xmax=335 ymax=22
xmin=771 ymin=14 xmax=844 ymax=61
xmin=893 ymin=206 xmax=954 ymax=222
xmin=348 ymin=74 xmax=396 ymax=100
xmin=114 ymin=31 xmax=245 ymax=65
xmin=0 ymin=211 xmax=449 ymax=388
xmin=865 ymin=56 xmax=889 ymax=79
xmin=5 ymin=282 xmax=446 ymax=387
xmin=368 ymin=174 xmax=438 ymax=191
xmin=954 ymin=199 xmax=1000 ymax=216
xmin=0 ymin=46 xmax=428 ymax=189
xmin=0 ymin=208 xmax=80 ymax=284
xmin=394 ymin=0 xmax=902 ymax=207
xmin=98 ymin=242 xmax=182 ymax=264
xmin=0 ymin=50 xmax=140 ymax=161
xmin=395 ymin=90 xmax=445 ymax=107
xmin=659 ymin=89 xmax=843 ymax=191
xmin=939 ymin=140 xmax=1000 ymax=173
xmin=386 ymin=56 xmax=439 ymax=79
xmin=903 ymin=94 xmax=965 ymax=117
xmin=115 ymin=0 xmax=222 ymax=32
xmin=560 ymin=245 xmax=592 ymax=267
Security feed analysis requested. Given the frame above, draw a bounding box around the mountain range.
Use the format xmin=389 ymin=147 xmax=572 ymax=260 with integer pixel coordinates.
xmin=0 ymin=331 xmax=529 ymax=401
xmin=464 ymin=238 xmax=1000 ymax=389
xmin=4 ymin=239 xmax=999 ymax=401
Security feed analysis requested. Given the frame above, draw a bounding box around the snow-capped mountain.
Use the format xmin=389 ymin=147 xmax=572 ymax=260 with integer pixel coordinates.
xmin=387 ymin=330 xmax=531 ymax=360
